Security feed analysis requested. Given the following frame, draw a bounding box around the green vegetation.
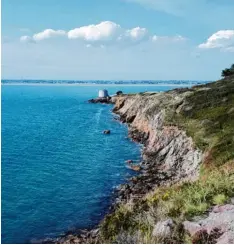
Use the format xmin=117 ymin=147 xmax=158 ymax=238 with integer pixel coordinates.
xmin=100 ymin=165 xmax=234 ymax=243
xmin=99 ymin=74 xmax=234 ymax=243
xmin=213 ymin=193 xmax=228 ymax=205
xmin=222 ymin=64 xmax=234 ymax=77
xmin=168 ymin=75 xmax=234 ymax=166
xmin=148 ymin=166 xmax=234 ymax=219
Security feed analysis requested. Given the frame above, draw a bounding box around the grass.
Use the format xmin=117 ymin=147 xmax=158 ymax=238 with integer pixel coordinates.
xmin=100 ymin=164 xmax=234 ymax=243
xmin=212 ymin=194 xmax=228 ymax=205
xmin=99 ymin=76 xmax=234 ymax=243
xmin=149 ymin=164 xmax=234 ymax=218
xmin=166 ymin=76 xmax=234 ymax=166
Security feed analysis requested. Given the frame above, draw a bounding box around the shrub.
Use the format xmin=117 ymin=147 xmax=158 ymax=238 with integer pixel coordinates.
xmin=221 ymin=64 xmax=234 ymax=77
xmin=212 ymin=194 xmax=228 ymax=205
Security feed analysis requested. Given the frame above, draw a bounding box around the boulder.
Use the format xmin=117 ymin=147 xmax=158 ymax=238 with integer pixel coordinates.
xmin=183 ymin=221 xmax=201 ymax=236
xmin=183 ymin=204 xmax=234 ymax=244
xmin=152 ymin=219 xmax=174 ymax=238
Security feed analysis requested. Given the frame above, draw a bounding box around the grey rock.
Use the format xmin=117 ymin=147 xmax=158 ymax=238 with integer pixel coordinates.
xmin=183 ymin=221 xmax=201 ymax=236
xmin=217 ymin=231 xmax=234 ymax=244
xmin=152 ymin=219 xmax=174 ymax=238
xmin=113 ymin=92 xmax=203 ymax=187
xmin=183 ymin=204 xmax=234 ymax=244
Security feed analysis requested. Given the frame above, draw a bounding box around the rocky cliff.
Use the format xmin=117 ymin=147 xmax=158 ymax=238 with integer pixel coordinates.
xmin=99 ymin=76 xmax=234 ymax=243
xmin=115 ymin=91 xmax=202 ymax=180
xmin=51 ymin=76 xmax=234 ymax=244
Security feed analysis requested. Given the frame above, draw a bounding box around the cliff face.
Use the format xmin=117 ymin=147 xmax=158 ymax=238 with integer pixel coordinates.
xmin=113 ymin=91 xmax=202 ymax=185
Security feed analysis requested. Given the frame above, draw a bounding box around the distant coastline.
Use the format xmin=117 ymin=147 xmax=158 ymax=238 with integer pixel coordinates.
xmin=1 ymin=80 xmax=208 ymax=87
xmin=1 ymin=83 xmax=201 ymax=87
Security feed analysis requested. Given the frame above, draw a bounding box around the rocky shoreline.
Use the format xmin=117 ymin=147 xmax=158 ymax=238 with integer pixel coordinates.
xmin=44 ymin=91 xmax=201 ymax=243
xmin=112 ymin=91 xmax=202 ymax=200
xmin=88 ymin=97 xmax=112 ymax=104
xmin=42 ymin=77 xmax=234 ymax=243
xmin=43 ymin=91 xmax=202 ymax=243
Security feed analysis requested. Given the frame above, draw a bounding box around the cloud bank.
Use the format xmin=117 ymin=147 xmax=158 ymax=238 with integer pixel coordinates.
xmin=20 ymin=21 xmax=185 ymax=46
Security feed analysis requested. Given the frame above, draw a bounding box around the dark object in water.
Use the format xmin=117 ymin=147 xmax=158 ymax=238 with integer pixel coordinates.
xmin=126 ymin=160 xmax=133 ymax=164
xmin=103 ymin=130 xmax=111 ymax=134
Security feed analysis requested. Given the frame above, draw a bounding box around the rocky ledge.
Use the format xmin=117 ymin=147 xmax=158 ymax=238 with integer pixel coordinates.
xmin=88 ymin=97 xmax=113 ymax=104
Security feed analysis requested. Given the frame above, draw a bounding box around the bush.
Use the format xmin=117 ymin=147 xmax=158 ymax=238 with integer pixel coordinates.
xmin=221 ymin=64 xmax=234 ymax=77
xmin=213 ymin=194 xmax=228 ymax=205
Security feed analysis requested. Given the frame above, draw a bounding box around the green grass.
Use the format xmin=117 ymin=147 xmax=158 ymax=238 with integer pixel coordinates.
xmin=212 ymin=194 xmax=228 ymax=205
xmin=99 ymin=76 xmax=234 ymax=243
xmin=165 ymin=76 xmax=234 ymax=166
xmin=100 ymin=165 xmax=234 ymax=243
xmin=150 ymin=167 xmax=234 ymax=219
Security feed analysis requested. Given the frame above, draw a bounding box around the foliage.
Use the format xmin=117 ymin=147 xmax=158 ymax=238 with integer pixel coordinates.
xmin=221 ymin=64 xmax=234 ymax=77
xmin=167 ymin=75 xmax=234 ymax=166
xmin=99 ymin=75 xmax=234 ymax=244
xmin=213 ymin=194 xmax=228 ymax=205
xmin=99 ymin=166 xmax=234 ymax=243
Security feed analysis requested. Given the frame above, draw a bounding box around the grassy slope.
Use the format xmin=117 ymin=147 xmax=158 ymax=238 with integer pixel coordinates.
xmin=168 ymin=75 xmax=234 ymax=166
xmin=99 ymin=76 xmax=234 ymax=243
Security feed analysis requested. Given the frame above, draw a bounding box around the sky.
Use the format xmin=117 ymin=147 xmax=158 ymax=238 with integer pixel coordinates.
xmin=1 ymin=0 xmax=234 ymax=80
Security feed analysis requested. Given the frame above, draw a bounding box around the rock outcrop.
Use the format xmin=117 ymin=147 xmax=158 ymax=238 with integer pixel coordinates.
xmin=113 ymin=91 xmax=202 ymax=202
xmin=88 ymin=97 xmax=112 ymax=104
xmin=183 ymin=204 xmax=234 ymax=244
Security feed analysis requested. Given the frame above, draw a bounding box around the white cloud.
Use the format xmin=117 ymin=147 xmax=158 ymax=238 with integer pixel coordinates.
xmin=33 ymin=29 xmax=66 ymax=41
xmin=125 ymin=27 xmax=148 ymax=41
xmin=198 ymin=30 xmax=234 ymax=51
xmin=68 ymin=21 xmax=121 ymax=41
xmin=19 ymin=21 xmax=186 ymax=48
xmin=152 ymin=34 xmax=186 ymax=42
xmin=20 ymin=22 xmax=149 ymax=45
xmin=20 ymin=29 xmax=66 ymax=43
xmin=117 ymin=26 xmax=149 ymax=44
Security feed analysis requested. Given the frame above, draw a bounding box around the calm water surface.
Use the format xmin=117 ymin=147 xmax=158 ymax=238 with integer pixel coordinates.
xmin=2 ymin=84 xmax=186 ymax=243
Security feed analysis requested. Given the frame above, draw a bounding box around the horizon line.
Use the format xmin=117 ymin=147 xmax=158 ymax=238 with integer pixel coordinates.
xmin=1 ymin=79 xmax=212 ymax=82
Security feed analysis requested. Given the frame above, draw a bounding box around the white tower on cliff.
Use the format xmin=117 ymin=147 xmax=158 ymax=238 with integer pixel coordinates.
xmin=98 ymin=89 xmax=109 ymax=98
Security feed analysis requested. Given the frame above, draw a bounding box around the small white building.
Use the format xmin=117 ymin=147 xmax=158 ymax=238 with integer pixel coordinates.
xmin=98 ymin=89 xmax=109 ymax=98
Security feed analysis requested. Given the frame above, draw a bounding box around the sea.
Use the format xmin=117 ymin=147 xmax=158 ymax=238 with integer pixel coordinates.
xmin=1 ymin=80 xmax=207 ymax=243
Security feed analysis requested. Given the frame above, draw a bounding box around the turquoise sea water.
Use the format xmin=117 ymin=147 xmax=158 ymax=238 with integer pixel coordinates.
xmin=1 ymin=84 xmax=194 ymax=243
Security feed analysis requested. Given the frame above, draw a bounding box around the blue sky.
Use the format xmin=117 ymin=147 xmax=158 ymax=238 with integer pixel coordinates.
xmin=2 ymin=0 xmax=234 ymax=80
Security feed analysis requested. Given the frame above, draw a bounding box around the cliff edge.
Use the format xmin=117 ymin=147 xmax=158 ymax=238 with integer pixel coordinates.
xmin=99 ymin=75 xmax=234 ymax=244
xmin=53 ymin=76 xmax=234 ymax=244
